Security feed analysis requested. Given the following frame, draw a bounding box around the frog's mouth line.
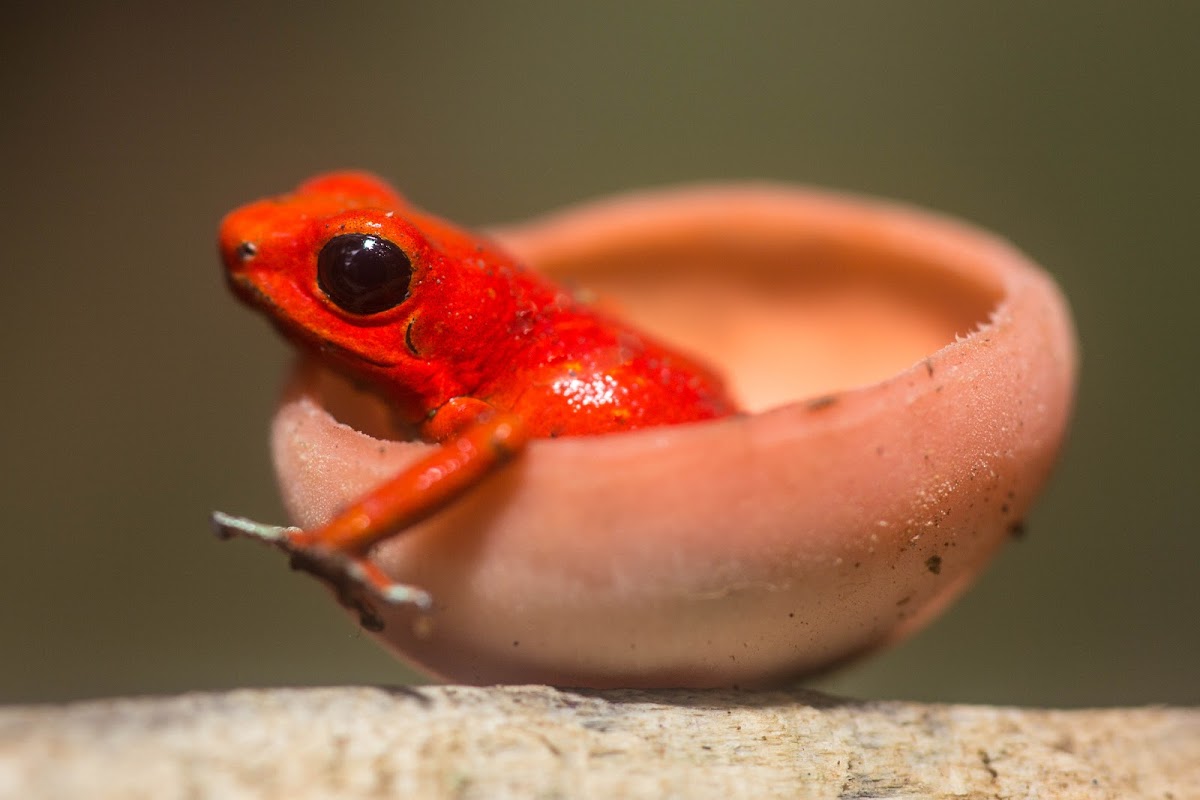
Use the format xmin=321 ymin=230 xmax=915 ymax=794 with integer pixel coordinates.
xmin=226 ymin=272 xmax=275 ymax=312
xmin=231 ymin=272 xmax=400 ymax=370
xmin=313 ymin=336 xmax=397 ymax=369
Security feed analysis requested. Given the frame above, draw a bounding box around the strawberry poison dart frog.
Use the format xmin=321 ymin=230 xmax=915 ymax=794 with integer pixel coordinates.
xmin=214 ymin=172 xmax=737 ymax=608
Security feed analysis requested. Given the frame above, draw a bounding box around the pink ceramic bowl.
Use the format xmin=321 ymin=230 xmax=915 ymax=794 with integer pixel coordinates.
xmin=269 ymin=184 xmax=1077 ymax=688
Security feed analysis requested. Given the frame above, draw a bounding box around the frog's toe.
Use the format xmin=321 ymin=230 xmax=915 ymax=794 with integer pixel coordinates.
xmin=346 ymin=559 xmax=434 ymax=611
xmin=210 ymin=511 xmax=296 ymax=544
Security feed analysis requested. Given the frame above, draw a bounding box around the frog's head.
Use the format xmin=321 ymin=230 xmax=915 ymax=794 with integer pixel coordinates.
xmin=219 ymin=172 xmax=537 ymax=418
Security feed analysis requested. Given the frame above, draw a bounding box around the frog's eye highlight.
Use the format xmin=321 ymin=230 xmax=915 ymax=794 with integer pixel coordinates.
xmin=317 ymin=233 xmax=413 ymax=315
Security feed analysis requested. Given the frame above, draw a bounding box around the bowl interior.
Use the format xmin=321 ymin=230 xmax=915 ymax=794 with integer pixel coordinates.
xmin=524 ymin=221 xmax=1003 ymax=411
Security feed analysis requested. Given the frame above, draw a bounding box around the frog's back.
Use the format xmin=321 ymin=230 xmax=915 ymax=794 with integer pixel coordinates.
xmin=479 ymin=304 xmax=736 ymax=438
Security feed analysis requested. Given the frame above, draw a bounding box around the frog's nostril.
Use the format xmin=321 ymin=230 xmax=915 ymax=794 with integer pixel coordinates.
xmin=236 ymin=241 xmax=258 ymax=261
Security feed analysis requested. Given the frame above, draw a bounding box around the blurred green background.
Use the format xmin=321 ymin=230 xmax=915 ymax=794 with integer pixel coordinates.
xmin=2 ymin=3 xmax=1195 ymax=706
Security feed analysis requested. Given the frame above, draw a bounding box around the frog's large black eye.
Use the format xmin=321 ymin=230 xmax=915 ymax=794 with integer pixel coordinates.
xmin=317 ymin=233 xmax=413 ymax=315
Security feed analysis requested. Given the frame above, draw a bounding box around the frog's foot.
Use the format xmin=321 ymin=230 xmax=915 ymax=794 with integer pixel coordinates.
xmin=210 ymin=511 xmax=433 ymax=611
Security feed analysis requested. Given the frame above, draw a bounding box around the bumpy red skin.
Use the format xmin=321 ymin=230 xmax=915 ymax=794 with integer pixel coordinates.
xmin=220 ymin=173 xmax=735 ymax=439
xmin=218 ymin=173 xmax=737 ymax=581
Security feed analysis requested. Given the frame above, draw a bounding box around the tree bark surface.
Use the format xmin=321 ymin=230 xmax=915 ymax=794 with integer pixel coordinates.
xmin=1 ymin=685 xmax=1196 ymax=799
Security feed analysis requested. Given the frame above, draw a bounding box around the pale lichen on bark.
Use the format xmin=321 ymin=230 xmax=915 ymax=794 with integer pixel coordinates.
xmin=0 ymin=685 xmax=1195 ymax=799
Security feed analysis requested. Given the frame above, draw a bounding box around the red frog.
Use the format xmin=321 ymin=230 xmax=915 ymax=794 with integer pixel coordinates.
xmin=214 ymin=172 xmax=737 ymax=608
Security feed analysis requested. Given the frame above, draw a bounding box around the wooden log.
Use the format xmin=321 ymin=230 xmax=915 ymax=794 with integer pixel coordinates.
xmin=1 ymin=686 xmax=1196 ymax=799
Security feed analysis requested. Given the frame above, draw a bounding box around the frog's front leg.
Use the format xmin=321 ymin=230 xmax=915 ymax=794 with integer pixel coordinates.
xmin=213 ymin=400 xmax=526 ymax=608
